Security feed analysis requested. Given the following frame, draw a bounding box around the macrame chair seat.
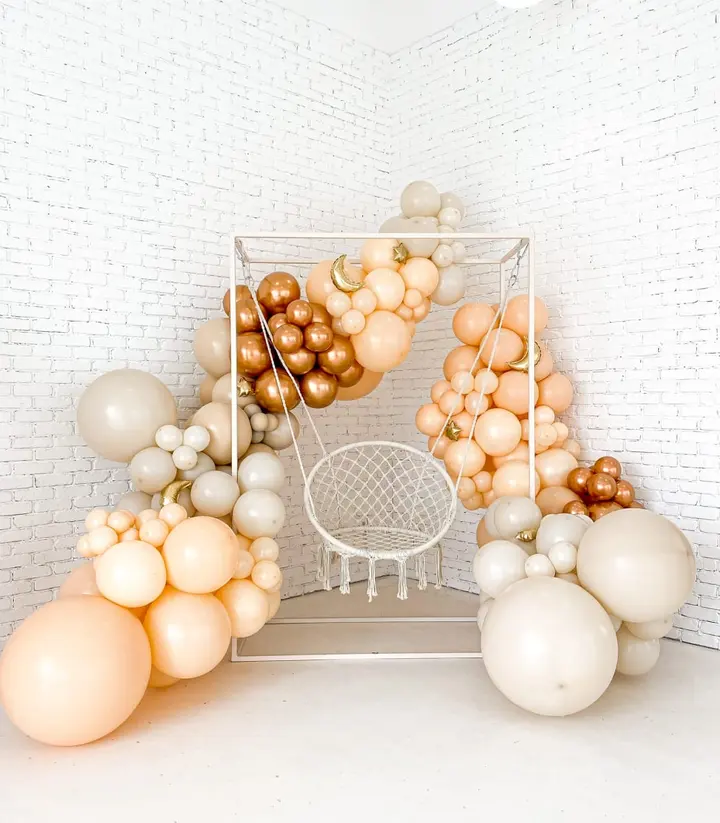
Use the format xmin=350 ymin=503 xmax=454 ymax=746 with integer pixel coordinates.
xmin=304 ymin=441 xmax=456 ymax=600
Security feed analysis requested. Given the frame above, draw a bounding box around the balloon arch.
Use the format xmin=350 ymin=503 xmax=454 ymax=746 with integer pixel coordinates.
xmin=0 ymin=182 xmax=696 ymax=744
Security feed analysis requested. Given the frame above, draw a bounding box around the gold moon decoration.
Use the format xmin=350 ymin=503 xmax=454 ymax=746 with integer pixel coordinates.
xmin=515 ymin=528 xmax=538 ymax=543
xmin=160 ymin=479 xmax=192 ymax=506
xmin=444 ymin=420 xmax=462 ymax=441
xmin=507 ymin=337 xmax=542 ymax=373
xmin=393 ymin=242 xmax=409 ymax=265
xmin=238 ymin=377 xmax=254 ymax=397
xmin=330 ymin=254 xmax=363 ymax=293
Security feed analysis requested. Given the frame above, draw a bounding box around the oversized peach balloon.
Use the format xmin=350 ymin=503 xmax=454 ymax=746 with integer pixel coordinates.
xmin=415 ymin=403 xmax=447 ymax=437
xmin=162 ymin=516 xmax=239 ymax=594
xmin=364 ymin=268 xmax=406 ymax=311
xmin=144 ymin=588 xmax=231 ymax=679
xmin=535 ymin=448 xmax=579 ymax=489
xmin=360 ymin=238 xmax=406 ymax=272
xmin=537 ymin=373 xmax=574 ymax=414
xmin=452 ymin=303 xmax=496 ymax=346
xmin=59 ymin=562 xmax=101 ymax=598
xmin=479 ymin=329 xmax=525 ymax=372
xmin=336 ymin=369 xmax=383 ymax=401
xmin=444 ymin=439 xmax=486 ymax=477
xmin=399 ymin=258 xmax=439 ymax=297
xmin=94 ymin=540 xmax=167 ymax=608
xmin=352 ymin=310 xmax=411 ymax=373
xmin=0 ymin=596 xmax=150 ymax=746
xmin=503 ymin=295 xmax=549 ymax=336
xmin=474 ymin=409 xmax=522 ymax=457
xmin=191 ymin=402 xmax=252 ymax=465
xmin=492 ymin=371 xmax=539 ymax=415
xmin=535 ymin=486 xmax=582 ymax=515
xmin=493 ymin=461 xmax=540 ymax=498
xmin=443 ymin=345 xmax=481 ymax=381
xmin=306 ymin=260 xmax=364 ymax=306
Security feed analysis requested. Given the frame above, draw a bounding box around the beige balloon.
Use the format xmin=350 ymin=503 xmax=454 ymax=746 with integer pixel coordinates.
xmin=481 ymin=577 xmax=618 ymax=716
xmin=144 ymin=587 xmax=231 ymax=679
xmin=400 ymin=180 xmax=442 ymax=217
xmin=115 ymin=491 xmax=153 ymax=516
xmin=199 ymin=374 xmax=217 ymax=405
xmin=484 ymin=496 xmax=542 ymax=540
xmin=616 ymin=625 xmax=661 ymax=676
xmin=59 ymin=562 xmax=101 ymax=598
xmin=0 ymin=596 xmax=151 ymax=746
xmin=472 ymin=540 xmax=529 ymax=598
xmin=94 ymin=540 xmax=167 ymax=608
xmin=193 ymin=318 xmax=231 ymax=378
xmin=77 ymin=369 xmax=177 ymax=463
xmin=190 ymin=470 xmax=240 ymax=517
xmin=130 ymin=446 xmax=177 ymax=494
xmin=577 ymin=509 xmax=695 ymax=623
xmin=625 ymin=615 xmax=673 ymax=641
xmin=216 ymin=579 xmax=270 ymax=638
xmin=191 ymin=402 xmax=252 ymax=465
xmin=162 ymin=516 xmax=239 ymax=594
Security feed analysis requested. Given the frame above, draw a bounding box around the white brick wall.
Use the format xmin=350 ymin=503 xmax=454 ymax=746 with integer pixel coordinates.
xmin=388 ymin=0 xmax=720 ymax=647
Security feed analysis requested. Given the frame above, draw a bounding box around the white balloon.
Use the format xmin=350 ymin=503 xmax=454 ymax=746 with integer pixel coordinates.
xmin=525 ymin=553 xmax=555 ymax=578
xmin=400 ymin=180 xmax=441 ymax=218
xmin=115 ymin=491 xmax=152 ymax=515
xmin=237 ymin=452 xmax=285 ymax=494
xmin=548 ymin=541 xmax=578 ymax=574
xmin=608 ymin=614 xmax=623 ymax=632
xmin=190 ymin=470 xmax=240 ymax=517
xmin=477 ymin=599 xmax=493 ymax=631
xmin=558 ymin=572 xmax=580 ymax=586
xmin=450 ymin=241 xmax=467 ymax=263
xmin=625 ymin=615 xmax=673 ymax=641
xmin=232 ymin=489 xmax=286 ymax=539
xmin=536 ymin=513 xmax=591 ymax=554
xmin=616 ymin=625 xmax=661 ymax=676
xmin=263 ymin=412 xmax=300 ymax=451
xmin=155 ymin=424 xmax=183 ymax=452
xmin=172 ymin=445 xmax=198 ymax=471
xmin=440 ymin=192 xmax=465 ymax=219
xmin=183 ymin=425 xmax=210 ymax=452
xmin=437 ymin=206 xmax=462 ymax=229
xmin=485 ymin=496 xmax=542 ymax=541
xmin=431 ymin=264 xmax=466 ymax=306
xmin=472 ymin=540 xmax=528 ymax=598
xmin=431 ymin=244 xmax=454 ymax=268
xmin=130 ymin=447 xmax=177 ymax=493
xmin=177 ymin=451 xmax=215 ymax=482
xmin=404 ymin=217 xmax=439 ymax=258
xmin=481 ymin=577 xmax=618 ymax=716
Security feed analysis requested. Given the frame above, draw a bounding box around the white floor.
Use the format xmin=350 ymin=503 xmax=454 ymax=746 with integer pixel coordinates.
xmin=2 ymin=581 xmax=720 ymax=822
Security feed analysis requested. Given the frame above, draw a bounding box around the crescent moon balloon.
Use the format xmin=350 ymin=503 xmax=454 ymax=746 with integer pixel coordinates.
xmin=160 ymin=479 xmax=192 ymax=506
xmin=330 ymin=254 xmax=363 ymax=293
xmin=507 ymin=337 xmax=542 ymax=372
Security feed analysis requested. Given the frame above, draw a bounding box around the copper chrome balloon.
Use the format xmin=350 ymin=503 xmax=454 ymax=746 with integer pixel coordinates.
xmin=304 ymin=322 xmax=334 ymax=353
xmin=586 ymin=472 xmax=617 ymax=502
xmin=273 ymin=323 xmax=304 ymax=354
xmin=563 ymin=500 xmax=589 ymax=516
xmin=222 ymin=285 xmax=251 ymax=316
xmin=254 ymin=370 xmax=300 ymax=413
xmin=614 ymin=479 xmax=635 ymax=507
xmin=285 ymin=299 xmax=314 ymax=328
xmin=317 ymin=337 xmax=356 ymax=375
xmin=506 ymin=337 xmax=542 ymax=373
xmin=301 ymin=370 xmax=338 ymax=409
xmin=629 ymin=501 xmax=644 ymax=509
xmin=257 ymin=272 xmax=301 ymax=313
xmin=236 ymin=332 xmax=272 ymax=377
xmin=588 ymin=501 xmax=623 ymax=521
xmin=567 ymin=466 xmax=593 ymax=496
xmin=233 ymin=298 xmax=265 ymax=333
xmin=268 ymin=313 xmax=288 ymax=334
xmin=329 ymin=254 xmax=363 ymax=293
xmin=281 ymin=347 xmax=316 ymax=376
xmin=593 ymin=456 xmax=622 ymax=479
xmin=309 ymin=302 xmax=332 ymax=326
xmin=336 ymin=361 xmax=364 ymax=388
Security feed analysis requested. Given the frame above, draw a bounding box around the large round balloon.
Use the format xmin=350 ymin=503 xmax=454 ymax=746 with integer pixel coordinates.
xmin=191 ymin=402 xmax=252 ymax=465
xmin=94 ymin=540 xmax=167 ymax=608
xmin=193 ymin=318 xmax=231 ymax=378
xmin=162 ymin=516 xmax=239 ymax=594
xmin=400 ymin=180 xmax=441 ymax=218
xmin=577 ymin=509 xmax=695 ymax=623
xmin=472 ymin=539 xmax=528 ymax=598
xmin=481 ymin=577 xmax=618 ymax=716
xmin=237 ymin=451 xmax=285 ymax=494
xmin=0 ymin=596 xmax=151 ymax=745
xmin=58 ymin=562 xmax=101 ymax=598
xmin=77 ymin=369 xmax=177 ymax=463
xmin=352 ymin=311 xmax=412 ymax=373
xmin=232 ymin=489 xmax=285 ymax=539
xmin=216 ymin=579 xmax=270 ymax=638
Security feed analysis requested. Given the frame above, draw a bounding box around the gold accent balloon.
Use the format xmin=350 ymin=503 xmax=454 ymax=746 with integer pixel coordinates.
xmin=304 ymin=322 xmax=334 ymax=353
xmin=444 ymin=420 xmax=462 ymax=442
xmin=273 ymin=323 xmax=304 ymax=354
xmin=506 ymin=337 xmax=542 ymax=373
xmin=282 ymin=347 xmax=316 ymax=376
xmin=329 ymin=254 xmax=363 ymax=293
xmin=160 ymin=479 xmax=192 ymax=506
xmin=593 ymin=456 xmax=622 ymax=480
xmin=286 ymin=299 xmax=314 ymax=328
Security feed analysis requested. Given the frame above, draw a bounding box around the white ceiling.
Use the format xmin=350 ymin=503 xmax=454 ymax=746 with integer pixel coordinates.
xmin=274 ymin=0 xmax=489 ymax=53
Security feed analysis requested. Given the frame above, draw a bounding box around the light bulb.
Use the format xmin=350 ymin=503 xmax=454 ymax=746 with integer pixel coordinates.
xmin=497 ymin=0 xmax=543 ymax=7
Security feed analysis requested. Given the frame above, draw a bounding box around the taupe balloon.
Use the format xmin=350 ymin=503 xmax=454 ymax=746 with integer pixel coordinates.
xmin=194 ymin=318 xmax=232 ymax=378
xmin=262 ymin=411 xmax=300 ymax=451
xmin=191 ymin=402 xmax=252 ymax=465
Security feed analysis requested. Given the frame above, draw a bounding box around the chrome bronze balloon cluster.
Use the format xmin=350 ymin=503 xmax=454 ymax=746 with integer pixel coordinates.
xmin=565 ymin=457 xmax=643 ymax=521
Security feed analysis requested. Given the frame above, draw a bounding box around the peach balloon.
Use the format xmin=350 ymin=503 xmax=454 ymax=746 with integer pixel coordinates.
xmin=536 ymin=486 xmax=582 ymax=516
xmin=534 ymin=405 xmax=555 ymax=424
xmin=59 ymin=562 xmax=101 ymax=598
xmin=340 ymin=310 xmax=365 ymax=335
xmin=216 ymin=579 xmax=270 ymax=638
xmin=416 ymin=403 xmax=447 ymax=437
xmin=443 ymin=345 xmax=481 ymax=381
xmin=336 ymin=369 xmax=383 ymax=402
xmin=360 ymin=238 xmax=405 ymax=273
xmin=535 ymin=448 xmax=579 ymax=489
xmin=107 ymin=509 xmax=135 ymax=534
xmin=451 ymin=371 xmax=474 ymax=395
xmin=144 ymin=588 xmax=231 ymax=679
xmin=162 ymin=516 xmax=239 ymax=594
xmin=0 ymin=596 xmax=150 ymax=746
xmin=428 ymin=435 xmax=451 ymax=459
xmin=474 ymin=409 xmax=523 ymax=457
xmin=139 ymin=518 xmax=170 ymax=547
xmin=492 ymin=371 xmax=539 ymax=415
xmin=352 ymin=288 xmax=377 ymax=316
xmin=94 ymin=540 xmax=167 ymax=608
xmin=431 ymin=380 xmax=452 ymax=403
xmin=479 ymin=329 xmax=525 ymax=372
xmin=457 ymin=477 xmax=476 ymax=501
xmin=413 ymin=298 xmax=432 ymax=322
xmin=474 ymin=370 xmax=499 ymax=395
xmin=452 ymin=302 xmax=496 ymax=346
xmin=538 ymin=373 xmax=574 ymax=414
xmin=439 ymin=390 xmax=464 ymax=416
xmin=120 ymin=527 xmax=140 ymax=543
xmin=534 ymin=343 xmax=554 ymax=381
xmin=352 ymin=310 xmax=411 ymax=373
xmin=365 ymin=268 xmax=406 ymax=311
xmin=444 ymin=439 xmax=486 ymax=477
xmin=267 ymin=590 xmax=282 ymax=620
xmin=535 ymin=423 xmax=559 ymax=449
xmin=493 ymin=441 xmax=530 ymax=468
xmin=465 ymin=392 xmax=490 ymax=416
xmin=503 ymin=295 xmax=549 ymax=336
xmin=148 ymin=666 xmax=178 ymax=689
xmin=483 ymin=490 xmax=497 ymax=507
xmin=453 ymin=411 xmax=476 ymax=438
xmin=403 ymin=288 xmax=423 ymax=308
xmin=564 ymin=439 xmax=581 ymax=458
xmin=553 ymin=421 xmax=569 ymax=444
xmin=492 ymin=461 xmax=540 ymax=498
xmin=233 ymin=549 xmax=255 ymax=580
xmin=464 ymin=493 xmax=485 ymax=511
xmin=159 ymin=503 xmax=188 ymax=528
xmin=326 ymin=291 xmax=352 ymax=318
xmin=306 ymin=260 xmax=364 ymax=306
xmin=251 ymin=559 xmax=283 ymax=593
xmin=472 ymin=470 xmax=493 ymax=493
xmin=400 ymin=258 xmax=440 ymax=297
xmin=395 ymin=304 xmax=413 ymax=321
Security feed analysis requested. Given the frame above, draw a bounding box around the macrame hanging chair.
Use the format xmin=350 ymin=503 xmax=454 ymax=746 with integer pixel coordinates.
xmin=234 ymin=241 xmax=526 ymax=601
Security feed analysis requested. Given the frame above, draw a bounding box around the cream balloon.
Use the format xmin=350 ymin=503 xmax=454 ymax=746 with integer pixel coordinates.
xmin=440 ymin=191 xmax=465 ymax=218
xmin=77 ymin=369 xmax=177 ymax=463
xmin=481 ymin=577 xmax=618 ymax=716
xmin=625 ymin=616 xmax=673 ymax=641
xmin=484 ymin=496 xmax=542 ymax=541
xmin=190 ymin=470 xmax=240 ymax=517
xmin=536 ymin=513 xmax=591 ymax=554
xmin=129 ymin=446 xmax=177 ymax=493
xmin=216 ymin=579 xmax=270 ymax=638
xmin=431 ymin=264 xmax=466 ymax=306
xmin=472 ymin=540 xmax=529 ymax=598
xmin=155 ymin=424 xmax=183 ymax=451
xmin=177 ymin=451 xmax=215 ymax=482
xmin=249 ymin=537 xmax=280 ymax=562
xmin=251 ymin=559 xmax=283 ymax=593
xmin=237 ymin=451 xmax=285 ymax=494
xmin=232 ymin=489 xmax=286 ymax=539
xmin=616 ymin=625 xmax=661 ymax=676
xmin=548 ymin=541 xmax=578 ymax=574
xmin=525 ymin=553 xmax=556 ymax=578
xmin=193 ymin=318 xmax=232 ymax=378
xmin=400 ymin=180 xmax=441 ymax=218
xmin=352 ymin=311 xmax=412 ymax=373
xmin=577 ymin=509 xmax=695 ymax=623
xmin=262 ymin=411 xmax=300 ymax=450
xmin=115 ymin=490 xmax=153 ymax=516
xmin=94 ymin=540 xmax=167 ymax=608
xmin=477 ymin=599 xmax=493 ymax=631
xmin=191 ymin=402 xmax=252 ymax=465
xmin=162 ymin=516 xmax=239 ymax=594
xmin=183 ymin=425 xmax=211 ymax=452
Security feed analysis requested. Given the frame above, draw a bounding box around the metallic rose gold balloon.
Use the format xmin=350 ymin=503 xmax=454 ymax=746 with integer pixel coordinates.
xmin=304 ymin=322 xmax=334 ymax=353
xmin=222 ymin=286 xmax=251 ymax=316
xmin=317 ymin=337 xmax=355 ymax=375
xmin=236 ymin=332 xmax=271 ymax=377
xmin=254 ymin=370 xmax=300 ymax=413
xmin=282 ymin=347 xmax=316 ymax=375
xmin=257 ymin=272 xmax=301 ymax=313
xmin=268 ymin=313 xmax=288 ymax=334
xmin=273 ymin=323 xmax=304 ymax=354
xmin=567 ymin=466 xmax=593 ymax=496
xmin=588 ymin=501 xmax=623 ymax=521
xmin=336 ymin=361 xmax=364 ymax=388
xmin=301 ymin=370 xmax=338 ymax=409
xmin=587 ymin=472 xmax=617 ymax=502
xmin=614 ymin=479 xmax=635 ymax=507
xmin=593 ymin=456 xmax=622 ymax=480
xmin=286 ymin=299 xmax=314 ymax=328
xmin=309 ymin=302 xmax=332 ymax=326
xmin=563 ymin=500 xmax=589 ymax=516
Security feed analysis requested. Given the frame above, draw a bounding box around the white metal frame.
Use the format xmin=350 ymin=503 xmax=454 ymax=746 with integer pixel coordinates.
xmin=229 ymin=231 xmax=534 ymax=662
